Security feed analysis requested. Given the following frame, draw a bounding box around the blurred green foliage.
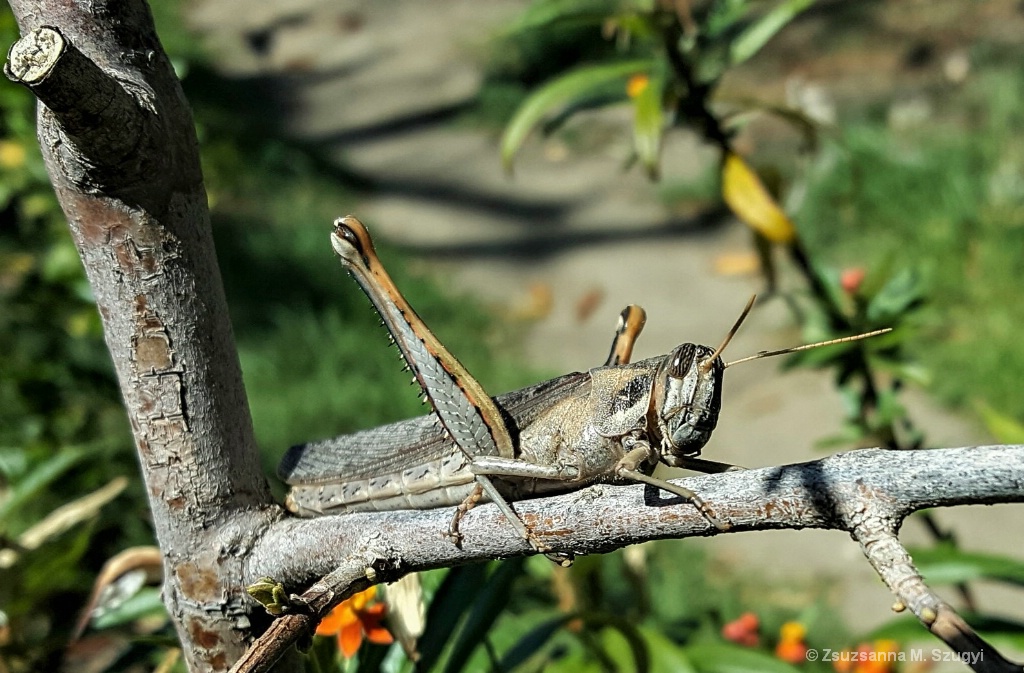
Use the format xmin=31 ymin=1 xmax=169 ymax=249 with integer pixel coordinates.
xmin=798 ymin=70 xmax=1024 ymax=421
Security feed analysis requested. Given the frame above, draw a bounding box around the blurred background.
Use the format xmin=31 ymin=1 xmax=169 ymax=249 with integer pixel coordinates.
xmin=2 ymin=1 xmax=1024 ymax=671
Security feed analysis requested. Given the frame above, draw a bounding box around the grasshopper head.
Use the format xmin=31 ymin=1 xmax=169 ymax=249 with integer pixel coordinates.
xmin=649 ymin=294 xmax=890 ymax=468
xmin=654 ymin=343 xmax=724 ymax=465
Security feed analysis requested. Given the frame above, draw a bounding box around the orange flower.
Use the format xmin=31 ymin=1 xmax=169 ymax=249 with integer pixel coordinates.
xmin=861 ymin=640 xmax=900 ymax=673
xmin=775 ymin=621 xmax=808 ymax=664
xmin=832 ymin=640 xmax=901 ymax=673
xmin=315 ymin=586 xmax=394 ymax=658
xmin=627 ymin=74 xmax=650 ymax=98
xmin=722 ymin=612 xmax=760 ymax=647
xmin=834 ymin=654 xmax=854 ymax=673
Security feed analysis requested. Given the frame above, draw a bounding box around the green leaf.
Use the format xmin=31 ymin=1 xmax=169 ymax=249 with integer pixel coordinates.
xmin=909 ymin=546 xmax=1024 ymax=587
xmin=865 ymin=267 xmax=924 ymax=322
xmin=0 ymin=447 xmax=27 ymax=479
xmin=595 ymin=618 xmax=650 ymax=673
xmin=503 ymin=0 xmax=609 ymax=36
xmin=641 ymin=627 xmax=698 ymax=673
xmin=683 ymin=642 xmax=801 ymax=673
xmin=91 ymin=586 xmax=167 ymax=630
xmin=0 ymin=447 xmax=86 ymax=529
xmin=552 ymin=611 xmax=651 ymax=673
xmin=730 ymin=0 xmax=818 ymax=66
xmin=498 ymin=614 xmax=573 ymax=671
xmin=501 ymin=60 xmax=653 ymax=172
xmin=706 ymin=0 xmax=754 ymax=39
xmin=443 ymin=558 xmax=526 ymax=673
xmin=631 ymin=74 xmax=664 ymax=180
xmin=860 ymin=615 xmax=930 ymax=642
xmin=416 ymin=563 xmax=490 ymax=672
xmin=975 ymin=401 xmax=1024 ymax=443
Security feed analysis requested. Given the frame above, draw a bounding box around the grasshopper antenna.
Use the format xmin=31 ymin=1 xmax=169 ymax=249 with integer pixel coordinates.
xmin=725 ymin=328 xmax=892 ymax=368
xmin=700 ymin=295 xmax=757 ymax=373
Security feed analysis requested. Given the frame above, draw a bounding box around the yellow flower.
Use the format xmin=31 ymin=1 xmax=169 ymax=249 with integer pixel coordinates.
xmin=775 ymin=621 xmax=808 ymax=664
xmin=315 ymin=586 xmax=394 ymax=659
xmin=832 ymin=640 xmax=902 ymax=673
xmin=626 ymin=74 xmax=650 ymax=98
xmin=0 ymin=140 xmax=26 ymax=169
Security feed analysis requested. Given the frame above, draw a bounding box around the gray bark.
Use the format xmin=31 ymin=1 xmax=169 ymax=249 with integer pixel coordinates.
xmin=5 ymin=2 xmax=1024 ymax=673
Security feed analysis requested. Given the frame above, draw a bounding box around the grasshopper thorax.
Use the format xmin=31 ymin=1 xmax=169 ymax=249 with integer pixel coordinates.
xmin=652 ymin=342 xmax=724 ymax=466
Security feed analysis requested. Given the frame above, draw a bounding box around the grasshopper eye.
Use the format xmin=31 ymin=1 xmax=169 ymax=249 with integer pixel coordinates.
xmin=667 ymin=343 xmax=697 ymax=379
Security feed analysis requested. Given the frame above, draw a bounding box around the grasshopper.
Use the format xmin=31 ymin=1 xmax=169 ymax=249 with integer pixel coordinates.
xmin=280 ymin=217 xmax=888 ymax=559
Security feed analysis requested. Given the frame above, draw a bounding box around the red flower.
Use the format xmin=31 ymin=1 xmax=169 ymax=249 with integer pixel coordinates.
xmin=315 ymin=586 xmax=394 ymax=659
xmin=840 ymin=267 xmax=866 ymax=295
xmin=722 ymin=612 xmax=760 ymax=647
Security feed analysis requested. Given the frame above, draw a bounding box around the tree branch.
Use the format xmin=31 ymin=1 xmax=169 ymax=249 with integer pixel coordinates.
xmin=237 ymin=445 xmax=1024 ymax=673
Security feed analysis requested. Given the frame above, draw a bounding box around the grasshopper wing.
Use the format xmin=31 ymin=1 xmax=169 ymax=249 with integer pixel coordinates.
xmin=279 ymin=371 xmax=590 ymax=484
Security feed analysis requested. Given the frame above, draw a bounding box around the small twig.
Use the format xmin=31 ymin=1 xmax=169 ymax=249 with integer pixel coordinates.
xmin=229 ymin=563 xmax=373 ymax=673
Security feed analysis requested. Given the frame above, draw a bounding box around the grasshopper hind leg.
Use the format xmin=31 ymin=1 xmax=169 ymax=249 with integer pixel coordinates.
xmin=604 ymin=305 xmax=647 ymax=367
xmin=448 ymin=475 xmax=573 ymax=566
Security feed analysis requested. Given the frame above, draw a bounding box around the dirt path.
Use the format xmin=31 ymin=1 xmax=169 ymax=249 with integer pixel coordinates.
xmin=189 ymin=1 xmax=1016 ymax=634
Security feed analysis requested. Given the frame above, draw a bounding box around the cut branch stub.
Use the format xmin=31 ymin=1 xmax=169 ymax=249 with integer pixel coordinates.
xmin=4 ymin=25 xmax=155 ymax=192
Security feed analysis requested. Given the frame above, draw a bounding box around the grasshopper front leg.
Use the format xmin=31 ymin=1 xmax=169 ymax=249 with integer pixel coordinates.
xmin=614 ymin=435 xmax=728 ymax=530
xmin=330 ymin=218 xmax=552 ymax=555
